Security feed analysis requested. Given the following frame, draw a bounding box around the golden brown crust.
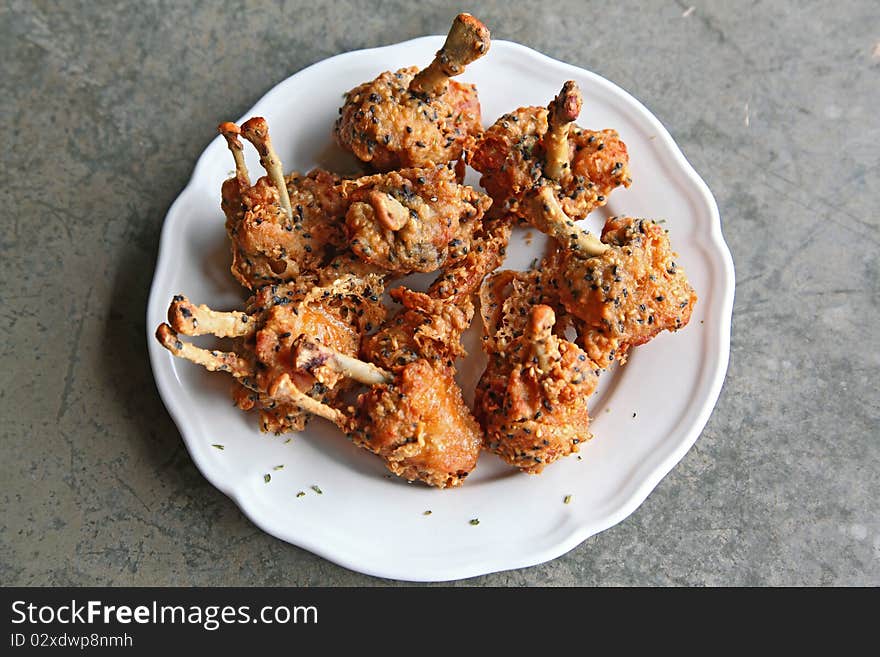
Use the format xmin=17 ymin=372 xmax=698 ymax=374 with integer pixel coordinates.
xmin=155 ymin=275 xmax=386 ymax=435
xmin=475 ymin=305 xmax=598 ymax=473
xmin=344 ymin=222 xmax=511 ymax=486
xmin=288 ymin=344 xmax=482 ymax=488
xmin=335 ymin=67 xmax=482 ymax=171
xmin=362 ymin=219 xmax=510 ymax=371
xmin=352 ymin=360 xmax=482 ymax=488
xmin=173 ymin=56 xmax=698 ymax=486
xmin=561 ymin=217 xmax=698 ymax=365
xmin=218 ymin=118 xmax=360 ymax=290
xmin=362 ymin=288 xmax=473 ymax=371
xmin=224 ymin=170 xmax=349 ymax=289
xmin=468 ymin=99 xmax=632 ymax=221
xmin=334 ymin=14 xmax=490 ymax=172
xmin=477 ymin=253 xmax=570 ymax=357
xmin=339 ymin=164 xmax=491 ymax=274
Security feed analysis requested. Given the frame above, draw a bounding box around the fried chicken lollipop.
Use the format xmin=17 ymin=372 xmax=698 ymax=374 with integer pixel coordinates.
xmin=556 ymin=216 xmax=698 ymax=366
xmin=335 ymin=13 xmax=490 ymax=171
xmin=219 ymin=119 xmax=349 ymax=289
xmin=154 ymin=274 xmax=385 ymax=434
xmin=285 ymin=341 xmax=482 ymax=488
xmin=339 ymin=163 xmax=491 ymax=274
xmin=529 ymin=199 xmax=698 ymax=365
xmin=476 ymin=265 xmax=600 ymax=473
xmin=468 ymin=80 xmax=632 ymax=221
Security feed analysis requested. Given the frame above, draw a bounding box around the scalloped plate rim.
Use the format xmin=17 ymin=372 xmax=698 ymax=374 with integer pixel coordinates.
xmin=146 ymin=35 xmax=734 ymax=582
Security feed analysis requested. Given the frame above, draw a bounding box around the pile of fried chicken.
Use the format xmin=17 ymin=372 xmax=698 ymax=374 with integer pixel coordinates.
xmin=155 ymin=14 xmax=697 ymax=488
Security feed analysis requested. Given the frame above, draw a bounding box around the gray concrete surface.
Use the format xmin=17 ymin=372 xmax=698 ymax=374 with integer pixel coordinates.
xmin=1 ymin=0 xmax=877 ymax=586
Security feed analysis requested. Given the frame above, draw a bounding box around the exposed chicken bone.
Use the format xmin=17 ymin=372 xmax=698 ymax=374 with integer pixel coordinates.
xmin=293 ymin=336 xmax=393 ymax=386
xmin=409 ymin=13 xmax=491 ymax=97
xmin=218 ymin=122 xmax=251 ymax=187
xmin=268 ymin=374 xmax=348 ymax=426
xmin=167 ymin=294 xmax=255 ymax=338
xmin=543 ymin=81 xmax=582 ymax=181
xmin=155 ymin=324 xmax=254 ymax=379
xmin=240 ymin=117 xmax=294 ymax=220
xmin=530 ymin=186 xmax=609 ymax=257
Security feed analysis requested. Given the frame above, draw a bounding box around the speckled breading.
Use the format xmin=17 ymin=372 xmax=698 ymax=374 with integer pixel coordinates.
xmin=475 ymin=305 xmax=599 ymax=474
xmin=559 ymin=217 xmax=698 ymax=365
xmin=426 ymin=217 xmax=511 ymax=300
xmin=339 ymin=164 xmax=491 ymax=274
xmin=245 ymin=278 xmax=380 ymax=389
xmin=362 ymin=220 xmax=510 ymax=371
xmin=230 ymin=278 xmax=380 ymax=434
xmin=171 ymin=41 xmax=699 ymax=486
xmin=468 ymin=105 xmax=632 ymax=220
xmin=361 ymin=286 xmax=473 ymax=371
xmin=221 ymin=169 xmax=349 ymax=289
xmin=316 ymin=250 xmax=389 ymax=286
xmin=350 ymin=360 xmax=483 ymax=488
xmin=156 ymin=275 xmax=386 ymax=435
xmin=477 ymin=253 xmax=572 ymax=356
xmin=335 ymin=66 xmax=482 ymax=171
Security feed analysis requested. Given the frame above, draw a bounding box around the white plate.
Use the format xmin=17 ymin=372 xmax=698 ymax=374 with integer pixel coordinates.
xmin=147 ymin=36 xmax=734 ymax=581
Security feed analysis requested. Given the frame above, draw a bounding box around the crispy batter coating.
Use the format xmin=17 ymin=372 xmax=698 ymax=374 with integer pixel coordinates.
xmin=468 ymin=81 xmax=632 ymax=221
xmin=334 ymin=14 xmax=490 ymax=171
xmin=339 ymin=164 xmax=491 ymax=274
xmin=350 ymin=360 xmax=483 ymax=488
xmin=175 ymin=59 xmax=699 ymax=486
xmin=335 ymin=68 xmax=481 ymax=171
xmin=286 ymin=223 xmax=509 ymax=486
xmin=362 ymin=219 xmax=511 ymax=371
xmin=316 ymin=250 xmax=389 ymax=286
xmin=362 ymin=286 xmax=473 ymax=370
xmin=555 ymin=217 xmax=698 ymax=365
xmin=155 ymin=275 xmax=385 ymax=434
xmin=288 ymin=339 xmax=483 ymax=488
xmin=242 ymin=278 xmax=385 ymax=433
xmin=477 ymin=252 xmax=572 ymax=356
xmin=222 ymin=169 xmax=349 ymax=289
xmin=219 ymin=119 xmax=351 ymax=290
xmin=476 ymin=305 xmax=599 ymax=473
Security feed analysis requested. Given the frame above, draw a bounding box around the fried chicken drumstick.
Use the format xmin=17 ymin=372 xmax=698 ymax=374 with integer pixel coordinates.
xmin=468 ymin=80 xmax=632 ymax=221
xmin=219 ymin=119 xmax=349 ymax=289
xmin=476 ymin=267 xmax=600 ymax=473
xmin=289 ymin=339 xmax=482 ymax=488
xmin=335 ymin=13 xmax=490 ymax=171
xmin=223 ymin=117 xmax=491 ymax=281
xmin=155 ymin=275 xmax=385 ymax=434
xmin=534 ymin=209 xmax=698 ymax=366
xmin=339 ymin=163 xmax=491 ymax=275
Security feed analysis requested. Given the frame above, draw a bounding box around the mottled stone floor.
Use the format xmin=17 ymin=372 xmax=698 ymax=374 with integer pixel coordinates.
xmin=1 ymin=0 xmax=877 ymax=585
